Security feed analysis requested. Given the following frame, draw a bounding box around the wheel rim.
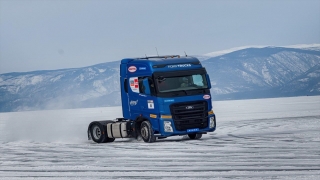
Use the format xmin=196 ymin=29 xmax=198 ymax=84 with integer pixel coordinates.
xmin=141 ymin=125 xmax=149 ymax=139
xmin=92 ymin=126 xmax=101 ymax=140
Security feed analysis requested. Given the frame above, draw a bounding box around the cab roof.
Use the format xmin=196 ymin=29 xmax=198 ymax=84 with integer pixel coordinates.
xmin=121 ymin=55 xmax=200 ymax=67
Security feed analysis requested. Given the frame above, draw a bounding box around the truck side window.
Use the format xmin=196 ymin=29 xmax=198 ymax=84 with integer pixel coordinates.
xmin=137 ymin=77 xmax=155 ymax=95
xmin=149 ymin=78 xmax=155 ymax=95
xmin=138 ymin=77 xmax=145 ymax=94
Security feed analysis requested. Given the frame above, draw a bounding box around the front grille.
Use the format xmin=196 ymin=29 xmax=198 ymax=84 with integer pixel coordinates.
xmin=170 ymin=101 xmax=208 ymax=131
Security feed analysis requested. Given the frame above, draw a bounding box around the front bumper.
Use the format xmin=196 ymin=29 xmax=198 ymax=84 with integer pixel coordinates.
xmin=158 ymin=114 xmax=216 ymax=137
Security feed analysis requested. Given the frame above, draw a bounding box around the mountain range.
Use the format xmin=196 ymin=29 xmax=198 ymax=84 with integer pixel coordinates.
xmin=1 ymin=45 xmax=320 ymax=112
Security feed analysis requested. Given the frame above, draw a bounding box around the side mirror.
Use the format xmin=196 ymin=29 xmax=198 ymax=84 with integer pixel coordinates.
xmin=143 ymin=78 xmax=151 ymax=95
xmin=206 ymin=74 xmax=211 ymax=89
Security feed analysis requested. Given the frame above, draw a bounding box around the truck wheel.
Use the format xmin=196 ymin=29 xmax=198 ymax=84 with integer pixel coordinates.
xmin=140 ymin=121 xmax=156 ymax=143
xmin=188 ymin=133 xmax=202 ymax=140
xmin=89 ymin=123 xmax=115 ymax=143
xmin=90 ymin=123 xmax=106 ymax=143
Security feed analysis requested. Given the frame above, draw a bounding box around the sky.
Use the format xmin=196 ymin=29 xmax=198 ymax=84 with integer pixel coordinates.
xmin=0 ymin=0 xmax=320 ymax=74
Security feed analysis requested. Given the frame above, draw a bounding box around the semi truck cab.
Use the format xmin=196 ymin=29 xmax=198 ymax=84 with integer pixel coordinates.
xmin=88 ymin=55 xmax=216 ymax=143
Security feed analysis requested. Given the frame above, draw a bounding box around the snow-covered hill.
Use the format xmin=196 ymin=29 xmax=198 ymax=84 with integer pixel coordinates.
xmin=1 ymin=45 xmax=320 ymax=112
xmin=204 ymin=46 xmax=320 ymax=100
xmin=0 ymin=61 xmax=121 ymax=112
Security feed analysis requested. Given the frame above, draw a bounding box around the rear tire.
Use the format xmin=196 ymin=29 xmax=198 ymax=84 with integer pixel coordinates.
xmin=188 ymin=133 xmax=202 ymax=140
xmin=90 ymin=123 xmax=115 ymax=143
xmin=140 ymin=121 xmax=156 ymax=143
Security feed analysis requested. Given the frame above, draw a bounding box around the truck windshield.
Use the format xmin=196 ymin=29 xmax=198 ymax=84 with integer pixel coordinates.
xmin=156 ymin=74 xmax=208 ymax=93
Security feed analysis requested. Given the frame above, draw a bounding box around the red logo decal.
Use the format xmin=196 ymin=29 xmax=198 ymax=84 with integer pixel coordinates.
xmin=203 ymin=95 xmax=211 ymax=99
xmin=128 ymin=66 xmax=137 ymax=72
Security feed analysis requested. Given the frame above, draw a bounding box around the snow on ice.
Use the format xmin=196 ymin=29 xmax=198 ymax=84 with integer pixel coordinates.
xmin=0 ymin=96 xmax=319 ymax=179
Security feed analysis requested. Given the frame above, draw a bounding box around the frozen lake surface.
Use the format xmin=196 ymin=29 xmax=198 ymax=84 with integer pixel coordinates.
xmin=0 ymin=96 xmax=320 ymax=179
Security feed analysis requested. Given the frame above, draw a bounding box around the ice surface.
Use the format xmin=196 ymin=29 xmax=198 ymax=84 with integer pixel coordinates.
xmin=0 ymin=96 xmax=320 ymax=179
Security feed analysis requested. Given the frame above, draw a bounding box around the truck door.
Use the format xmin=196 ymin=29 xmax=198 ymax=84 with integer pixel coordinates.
xmin=127 ymin=76 xmax=157 ymax=117
xmin=127 ymin=76 xmax=140 ymax=118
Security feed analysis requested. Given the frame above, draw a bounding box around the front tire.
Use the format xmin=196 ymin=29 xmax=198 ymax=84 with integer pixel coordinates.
xmin=140 ymin=121 xmax=156 ymax=143
xmin=188 ymin=133 xmax=202 ymax=140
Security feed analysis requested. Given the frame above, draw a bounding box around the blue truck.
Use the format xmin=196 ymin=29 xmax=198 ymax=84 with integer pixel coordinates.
xmin=87 ymin=55 xmax=216 ymax=143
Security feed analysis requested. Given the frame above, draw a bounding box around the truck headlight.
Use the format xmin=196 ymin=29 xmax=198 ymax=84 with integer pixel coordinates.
xmin=164 ymin=121 xmax=173 ymax=132
xmin=209 ymin=116 xmax=215 ymax=128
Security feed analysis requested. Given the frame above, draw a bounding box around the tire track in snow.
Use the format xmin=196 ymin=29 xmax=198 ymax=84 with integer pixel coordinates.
xmin=1 ymin=96 xmax=320 ymax=179
xmin=1 ymin=115 xmax=319 ymax=179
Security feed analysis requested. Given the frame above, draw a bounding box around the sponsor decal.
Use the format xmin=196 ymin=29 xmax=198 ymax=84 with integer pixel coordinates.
xmin=134 ymin=78 xmax=138 ymax=88
xmin=129 ymin=77 xmax=139 ymax=93
xmin=148 ymin=100 xmax=154 ymax=109
xmin=150 ymin=114 xmax=157 ymax=118
xmin=128 ymin=66 xmax=137 ymax=72
xmin=187 ymin=128 xmax=199 ymax=133
xmin=130 ymin=100 xmax=138 ymax=106
xmin=164 ymin=99 xmax=174 ymax=102
xmin=167 ymin=64 xmax=191 ymax=68
xmin=203 ymin=95 xmax=211 ymax=99
xmin=139 ymin=94 xmax=147 ymax=97
xmin=139 ymin=67 xmax=146 ymax=70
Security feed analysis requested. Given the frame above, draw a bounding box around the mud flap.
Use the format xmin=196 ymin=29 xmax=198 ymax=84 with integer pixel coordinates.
xmin=87 ymin=128 xmax=92 ymax=140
